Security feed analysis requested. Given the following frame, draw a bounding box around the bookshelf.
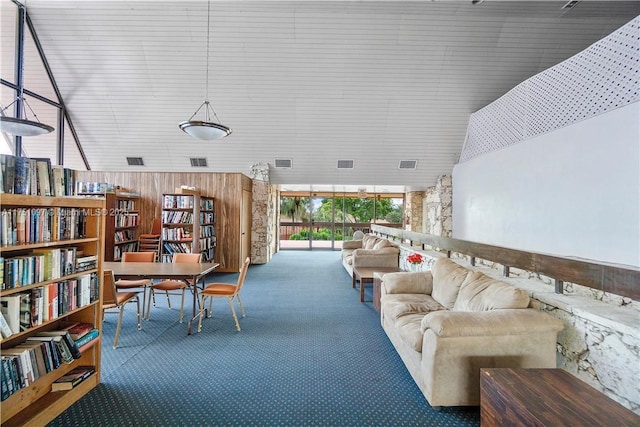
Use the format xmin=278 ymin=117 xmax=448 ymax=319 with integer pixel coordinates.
xmin=160 ymin=193 xmax=216 ymax=263
xmin=0 ymin=194 xmax=105 ymax=426
xmin=76 ymin=190 xmax=141 ymax=261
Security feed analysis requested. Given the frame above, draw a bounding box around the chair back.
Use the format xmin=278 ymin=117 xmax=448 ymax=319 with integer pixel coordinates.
xmin=150 ymin=218 xmax=162 ymax=235
xmin=122 ymin=251 xmax=156 ymax=262
xmin=173 ymin=253 xmax=201 ymax=264
xmin=103 ymin=270 xmax=118 ymax=305
xmin=235 ymin=257 xmax=251 ymax=295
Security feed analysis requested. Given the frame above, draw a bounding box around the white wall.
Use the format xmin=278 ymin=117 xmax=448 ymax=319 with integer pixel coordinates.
xmin=452 ymin=101 xmax=639 ymax=267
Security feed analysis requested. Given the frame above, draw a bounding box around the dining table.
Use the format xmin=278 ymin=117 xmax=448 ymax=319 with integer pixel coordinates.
xmin=104 ymin=261 xmax=219 ymax=335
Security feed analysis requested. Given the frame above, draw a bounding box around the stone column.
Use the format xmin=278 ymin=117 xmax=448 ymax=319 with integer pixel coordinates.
xmin=423 ymin=174 xmax=452 ymax=237
xmin=249 ymin=163 xmax=277 ymax=264
xmin=405 ymin=191 xmax=424 ymax=232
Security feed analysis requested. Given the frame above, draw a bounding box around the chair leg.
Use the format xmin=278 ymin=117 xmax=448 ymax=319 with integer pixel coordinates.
xmin=227 ymin=297 xmax=241 ymax=331
xmin=165 ymin=291 xmax=172 ymax=308
xmin=146 ymin=288 xmax=154 ymax=320
xmin=135 ymin=296 xmax=142 ymax=330
xmin=140 ymin=287 xmax=147 ymax=319
xmin=114 ymin=306 xmax=125 ymax=349
xmin=178 ymin=288 xmax=185 ymax=323
xmin=208 ymin=297 xmax=213 ymax=318
xmin=236 ymin=294 xmax=246 ymax=317
xmin=197 ymin=295 xmax=208 ymax=332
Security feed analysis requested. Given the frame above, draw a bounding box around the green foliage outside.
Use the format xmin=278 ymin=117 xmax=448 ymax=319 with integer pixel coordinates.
xmin=290 ymin=228 xmax=343 ymax=241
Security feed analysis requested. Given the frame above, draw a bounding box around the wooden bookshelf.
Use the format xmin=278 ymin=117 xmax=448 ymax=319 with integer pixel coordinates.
xmin=77 ymin=192 xmax=140 ymax=261
xmin=0 ymin=194 xmax=105 ymax=427
xmin=160 ymin=193 xmax=215 ymax=263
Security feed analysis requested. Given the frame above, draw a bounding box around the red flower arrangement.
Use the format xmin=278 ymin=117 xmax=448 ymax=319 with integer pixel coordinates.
xmin=407 ymin=253 xmax=424 ymax=265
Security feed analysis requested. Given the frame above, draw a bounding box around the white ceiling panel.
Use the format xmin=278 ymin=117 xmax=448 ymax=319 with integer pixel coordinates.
xmin=1 ymin=0 xmax=638 ymax=193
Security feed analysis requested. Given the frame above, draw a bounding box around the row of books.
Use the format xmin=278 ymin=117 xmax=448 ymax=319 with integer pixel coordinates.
xmin=161 ymin=211 xmax=194 ymax=224
xmin=200 ymin=199 xmax=214 ymax=211
xmin=199 ymin=237 xmax=216 ymax=250
xmin=113 ymin=242 xmax=138 ymax=261
xmin=162 ymin=242 xmax=192 ymax=255
xmin=162 ymin=227 xmax=192 ymax=241
xmin=200 ymin=225 xmax=215 ymax=238
xmin=115 ymin=199 xmax=136 ymax=211
xmin=201 ymin=248 xmax=215 ymax=263
xmin=0 ymin=154 xmax=76 ymax=196
xmin=162 ymin=195 xmax=195 ymax=209
xmin=1 ymin=324 xmax=99 ymax=400
xmin=114 ymin=229 xmax=136 ymax=243
xmin=200 ymin=212 xmax=215 ymax=224
xmin=0 ymin=207 xmax=88 ymax=246
xmin=75 ymin=181 xmax=114 ymax=194
xmin=0 ymin=273 xmax=99 ymax=338
xmin=0 ymin=247 xmax=93 ymax=290
xmin=114 ymin=212 xmax=139 ymax=228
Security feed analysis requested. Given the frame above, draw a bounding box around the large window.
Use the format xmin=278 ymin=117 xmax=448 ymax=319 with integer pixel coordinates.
xmin=279 ymin=192 xmax=404 ymax=250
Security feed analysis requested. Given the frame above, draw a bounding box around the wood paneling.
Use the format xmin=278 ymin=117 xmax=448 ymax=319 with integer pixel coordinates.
xmin=77 ymin=172 xmax=251 ymax=272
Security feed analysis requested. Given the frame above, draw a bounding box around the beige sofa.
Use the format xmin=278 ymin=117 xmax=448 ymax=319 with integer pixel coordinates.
xmin=380 ymin=257 xmax=564 ymax=408
xmin=341 ymin=234 xmax=399 ymax=276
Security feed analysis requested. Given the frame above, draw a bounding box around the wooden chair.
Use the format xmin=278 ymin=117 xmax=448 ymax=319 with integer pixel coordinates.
xmin=198 ymin=257 xmax=250 ymax=332
xmin=138 ymin=219 xmax=161 ymax=260
xmin=146 ymin=253 xmax=201 ymax=322
xmin=103 ymin=270 xmax=142 ymax=349
xmin=116 ymin=251 xmax=155 ymax=317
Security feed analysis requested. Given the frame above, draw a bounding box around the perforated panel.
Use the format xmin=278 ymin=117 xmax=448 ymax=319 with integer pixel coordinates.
xmin=461 ymin=17 xmax=639 ymax=163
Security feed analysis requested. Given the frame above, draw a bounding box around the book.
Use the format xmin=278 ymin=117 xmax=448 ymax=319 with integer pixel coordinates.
xmin=0 ymin=154 xmax=15 ymax=194
xmin=74 ymin=328 xmax=99 ymax=349
xmin=1 ymin=294 xmax=21 ymax=334
xmin=61 ymin=322 xmax=94 ymax=340
xmin=51 ymin=366 xmax=95 ymax=392
xmin=0 ymin=310 xmax=13 ymax=338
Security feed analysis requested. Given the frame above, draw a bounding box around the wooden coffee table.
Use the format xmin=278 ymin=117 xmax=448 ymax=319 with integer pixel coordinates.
xmin=353 ymin=266 xmax=401 ymax=302
xmin=480 ymin=368 xmax=640 ymax=426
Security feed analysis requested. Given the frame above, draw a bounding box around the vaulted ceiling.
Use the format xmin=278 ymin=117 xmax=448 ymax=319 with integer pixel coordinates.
xmin=1 ymin=1 xmax=638 ymax=193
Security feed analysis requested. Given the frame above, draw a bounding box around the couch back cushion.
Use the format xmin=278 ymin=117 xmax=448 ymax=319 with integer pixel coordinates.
xmin=373 ymin=239 xmax=393 ymax=250
xmin=453 ymin=271 xmax=530 ymax=312
xmin=430 ymin=257 xmax=470 ymax=309
xmin=362 ymin=234 xmax=379 ymax=249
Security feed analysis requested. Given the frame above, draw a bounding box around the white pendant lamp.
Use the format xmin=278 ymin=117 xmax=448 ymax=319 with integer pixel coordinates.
xmin=179 ymin=0 xmax=231 ymax=140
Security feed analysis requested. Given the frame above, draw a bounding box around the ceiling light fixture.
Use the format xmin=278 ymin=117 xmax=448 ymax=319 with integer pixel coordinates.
xmin=179 ymin=0 xmax=231 ymax=140
xmin=0 ymin=3 xmax=54 ymax=137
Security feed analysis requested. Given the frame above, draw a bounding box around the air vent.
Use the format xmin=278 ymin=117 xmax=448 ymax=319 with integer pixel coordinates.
xmin=190 ymin=157 xmax=208 ymax=167
xmin=274 ymin=159 xmax=292 ymax=168
xmin=126 ymin=157 xmax=144 ymax=166
xmin=337 ymin=159 xmax=354 ymax=169
xmin=399 ymin=160 xmax=417 ymax=170
xmin=562 ymin=1 xmax=579 ymax=9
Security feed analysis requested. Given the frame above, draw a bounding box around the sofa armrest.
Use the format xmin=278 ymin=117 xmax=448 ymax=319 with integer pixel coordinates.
xmin=342 ymin=240 xmax=363 ymax=250
xmin=420 ymin=309 xmax=564 ymax=337
xmin=382 ymin=271 xmax=433 ymax=294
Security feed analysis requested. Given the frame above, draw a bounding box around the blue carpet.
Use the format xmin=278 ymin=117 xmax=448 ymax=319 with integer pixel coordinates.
xmin=49 ymin=251 xmax=480 ymax=426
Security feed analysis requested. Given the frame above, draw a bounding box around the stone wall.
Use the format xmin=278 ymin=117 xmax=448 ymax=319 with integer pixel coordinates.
xmin=405 ymin=191 xmax=424 ymax=232
xmin=423 ymin=174 xmax=452 ymax=237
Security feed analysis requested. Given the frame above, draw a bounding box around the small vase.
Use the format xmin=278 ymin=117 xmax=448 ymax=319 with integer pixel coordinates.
xmin=410 ymin=263 xmax=420 ymax=272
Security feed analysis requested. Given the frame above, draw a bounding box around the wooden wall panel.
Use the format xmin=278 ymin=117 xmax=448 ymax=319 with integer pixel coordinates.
xmin=77 ymin=171 xmax=251 ymax=272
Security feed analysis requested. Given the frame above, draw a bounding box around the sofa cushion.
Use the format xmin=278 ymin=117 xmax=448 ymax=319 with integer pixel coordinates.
xmin=453 ymin=271 xmax=530 ymax=312
xmin=383 ymin=294 xmax=444 ymax=321
xmin=373 ymin=239 xmax=393 ymax=250
xmin=430 ymin=258 xmax=470 ymax=309
xmin=395 ymin=313 xmax=426 ymax=352
xmin=362 ymin=234 xmax=379 ymax=249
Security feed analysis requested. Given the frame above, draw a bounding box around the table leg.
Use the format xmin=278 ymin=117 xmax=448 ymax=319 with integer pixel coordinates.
xmin=352 ymin=272 xmax=356 ymax=288
xmin=187 ymin=274 xmax=201 ymax=335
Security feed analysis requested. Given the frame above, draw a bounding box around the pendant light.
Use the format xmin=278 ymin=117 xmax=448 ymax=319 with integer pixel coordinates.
xmin=179 ymin=0 xmax=231 ymax=140
xmin=0 ymin=2 xmax=54 ymax=137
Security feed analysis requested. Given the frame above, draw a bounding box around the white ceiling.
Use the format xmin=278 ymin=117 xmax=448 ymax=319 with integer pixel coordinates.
xmin=1 ymin=0 xmax=638 ymax=193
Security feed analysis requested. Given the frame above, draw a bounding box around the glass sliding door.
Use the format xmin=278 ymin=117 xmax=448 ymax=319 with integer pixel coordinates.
xmin=279 ymin=195 xmax=311 ymax=249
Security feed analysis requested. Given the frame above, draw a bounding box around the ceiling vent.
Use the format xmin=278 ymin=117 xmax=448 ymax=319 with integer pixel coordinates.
xmin=562 ymin=1 xmax=579 ymax=9
xmin=126 ymin=157 xmax=144 ymax=166
xmin=337 ymin=159 xmax=354 ymax=169
xmin=190 ymin=157 xmax=208 ymax=167
xmin=274 ymin=159 xmax=292 ymax=168
xmin=399 ymin=160 xmax=417 ymax=170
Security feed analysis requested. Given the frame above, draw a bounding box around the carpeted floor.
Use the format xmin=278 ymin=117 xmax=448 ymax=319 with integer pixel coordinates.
xmin=48 ymin=251 xmax=480 ymax=426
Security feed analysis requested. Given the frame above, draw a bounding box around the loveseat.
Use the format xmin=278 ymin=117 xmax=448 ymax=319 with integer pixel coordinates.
xmin=380 ymin=257 xmax=564 ymax=408
xmin=341 ymin=233 xmax=399 ymax=276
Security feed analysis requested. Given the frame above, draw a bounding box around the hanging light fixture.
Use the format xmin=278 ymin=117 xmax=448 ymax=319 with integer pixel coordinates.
xmin=179 ymin=0 xmax=231 ymax=140
xmin=0 ymin=2 xmax=54 ymax=137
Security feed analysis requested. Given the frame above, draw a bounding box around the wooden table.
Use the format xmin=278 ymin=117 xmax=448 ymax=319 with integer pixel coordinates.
xmin=352 ymin=266 xmax=401 ymax=302
xmin=480 ymin=368 xmax=640 ymax=426
xmin=104 ymin=261 xmax=219 ymax=335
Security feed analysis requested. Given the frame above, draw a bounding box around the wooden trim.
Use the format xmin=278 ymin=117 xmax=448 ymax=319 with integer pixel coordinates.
xmin=371 ymin=224 xmax=640 ymax=300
